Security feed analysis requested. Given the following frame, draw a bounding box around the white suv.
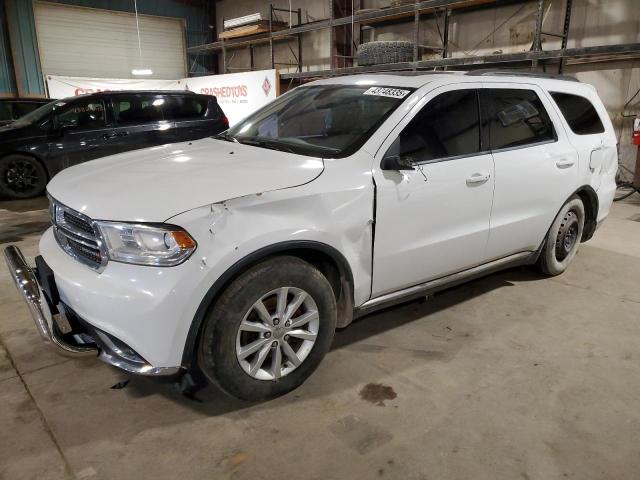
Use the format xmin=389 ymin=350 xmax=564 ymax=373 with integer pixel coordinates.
xmin=5 ymin=71 xmax=618 ymax=400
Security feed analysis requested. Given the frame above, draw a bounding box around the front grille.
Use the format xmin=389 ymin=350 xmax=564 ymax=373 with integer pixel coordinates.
xmin=63 ymin=211 xmax=94 ymax=236
xmin=50 ymin=199 xmax=106 ymax=271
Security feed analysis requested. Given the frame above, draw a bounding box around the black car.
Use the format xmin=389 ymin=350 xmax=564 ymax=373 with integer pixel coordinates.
xmin=0 ymin=91 xmax=228 ymax=199
xmin=0 ymin=98 xmax=53 ymax=127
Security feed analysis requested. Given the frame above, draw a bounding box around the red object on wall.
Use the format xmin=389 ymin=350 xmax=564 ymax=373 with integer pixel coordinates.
xmin=633 ymin=117 xmax=640 ymax=146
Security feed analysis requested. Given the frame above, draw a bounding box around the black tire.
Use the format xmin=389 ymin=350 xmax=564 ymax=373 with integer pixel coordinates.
xmin=537 ymin=195 xmax=585 ymax=276
xmin=357 ymin=41 xmax=415 ymax=66
xmin=0 ymin=154 xmax=47 ymax=199
xmin=198 ymin=256 xmax=337 ymax=401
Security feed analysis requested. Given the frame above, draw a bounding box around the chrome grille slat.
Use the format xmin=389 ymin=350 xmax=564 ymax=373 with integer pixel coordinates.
xmin=50 ymin=198 xmax=107 ymax=272
xmin=55 ymin=226 xmax=99 ymax=249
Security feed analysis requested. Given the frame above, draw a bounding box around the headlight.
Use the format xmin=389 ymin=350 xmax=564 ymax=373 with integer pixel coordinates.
xmin=95 ymin=222 xmax=197 ymax=267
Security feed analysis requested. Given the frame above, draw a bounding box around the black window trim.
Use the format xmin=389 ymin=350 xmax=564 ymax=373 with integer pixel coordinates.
xmin=548 ymin=90 xmax=605 ymax=136
xmin=480 ymin=87 xmax=559 ymax=154
xmin=384 ymin=87 xmax=490 ymax=166
xmin=110 ymin=92 xmax=169 ymax=128
xmin=54 ymin=97 xmax=109 ymax=133
xmin=380 ymin=85 xmax=565 ymax=168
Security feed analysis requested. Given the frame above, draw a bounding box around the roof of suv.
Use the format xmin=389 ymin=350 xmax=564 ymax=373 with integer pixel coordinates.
xmin=62 ymin=90 xmax=211 ymax=102
xmin=309 ymin=70 xmax=590 ymax=91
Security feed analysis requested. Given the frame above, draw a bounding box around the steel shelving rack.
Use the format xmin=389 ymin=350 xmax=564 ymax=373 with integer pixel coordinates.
xmin=189 ymin=0 xmax=640 ymax=82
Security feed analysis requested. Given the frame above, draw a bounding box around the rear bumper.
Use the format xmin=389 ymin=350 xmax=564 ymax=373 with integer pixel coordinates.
xmin=3 ymin=245 xmax=183 ymax=376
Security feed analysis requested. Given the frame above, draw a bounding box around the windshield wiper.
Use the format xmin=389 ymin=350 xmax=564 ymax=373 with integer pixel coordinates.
xmin=214 ymin=131 xmax=237 ymax=143
xmin=238 ymin=137 xmax=297 ymax=154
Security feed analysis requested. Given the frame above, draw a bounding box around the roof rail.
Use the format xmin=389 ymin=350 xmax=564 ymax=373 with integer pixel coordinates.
xmin=465 ymin=69 xmax=580 ymax=82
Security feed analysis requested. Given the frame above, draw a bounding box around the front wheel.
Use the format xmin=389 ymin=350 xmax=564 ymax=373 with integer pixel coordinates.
xmin=198 ymin=256 xmax=337 ymax=401
xmin=0 ymin=155 xmax=47 ymax=199
xmin=537 ymin=195 xmax=585 ymax=276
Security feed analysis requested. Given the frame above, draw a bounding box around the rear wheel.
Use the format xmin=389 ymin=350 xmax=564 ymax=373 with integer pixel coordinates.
xmin=0 ymin=155 xmax=47 ymax=199
xmin=198 ymin=256 xmax=337 ymax=401
xmin=537 ymin=195 xmax=585 ymax=276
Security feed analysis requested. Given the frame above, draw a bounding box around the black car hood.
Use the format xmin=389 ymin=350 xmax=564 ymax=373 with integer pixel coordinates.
xmin=0 ymin=123 xmax=31 ymax=139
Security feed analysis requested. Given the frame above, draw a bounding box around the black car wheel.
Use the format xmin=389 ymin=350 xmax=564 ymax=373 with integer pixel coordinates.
xmin=198 ymin=256 xmax=337 ymax=401
xmin=537 ymin=195 xmax=585 ymax=276
xmin=0 ymin=155 xmax=47 ymax=199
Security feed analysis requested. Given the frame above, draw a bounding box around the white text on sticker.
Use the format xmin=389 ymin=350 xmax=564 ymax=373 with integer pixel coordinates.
xmin=363 ymin=87 xmax=410 ymax=98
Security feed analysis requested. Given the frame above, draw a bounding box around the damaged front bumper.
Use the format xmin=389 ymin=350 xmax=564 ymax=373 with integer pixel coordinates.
xmin=3 ymin=245 xmax=183 ymax=376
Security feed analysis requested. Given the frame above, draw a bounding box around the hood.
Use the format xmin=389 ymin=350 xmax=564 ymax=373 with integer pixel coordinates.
xmin=0 ymin=122 xmax=26 ymax=135
xmin=47 ymin=138 xmax=324 ymax=222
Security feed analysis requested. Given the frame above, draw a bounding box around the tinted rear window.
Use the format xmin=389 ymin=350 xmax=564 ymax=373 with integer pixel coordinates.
xmin=113 ymin=94 xmax=165 ymax=124
xmin=162 ymin=96 xmax=208 ymax=121
xmin=481 ymin=89 xmax=555 ymax=150
xmin=550 ymin=92 xmax=605 ymax=135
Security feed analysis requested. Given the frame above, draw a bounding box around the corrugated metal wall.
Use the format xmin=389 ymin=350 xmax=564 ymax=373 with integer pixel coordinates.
xmin=0 ymin=3 xmax=17 ymax=96
xmin=0 ymin=0 xmax=211 ymax=97
xmin=4 ymin=0 xmax=46 ymax=97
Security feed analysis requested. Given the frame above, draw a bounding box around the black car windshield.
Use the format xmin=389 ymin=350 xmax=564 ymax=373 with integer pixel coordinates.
xmin=225 ymin=85 xmax=413 ymax=158
xmin=11 ymin=100 xmax=62 ymax=127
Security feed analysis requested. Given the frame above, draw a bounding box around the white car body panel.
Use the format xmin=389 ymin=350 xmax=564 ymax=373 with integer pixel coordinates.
xmin=35 ymin=72 xmax=618 ymax=371
xmin=41 ymin=151 xmax=374 ymax=367
xmin=371 ymin=82 xmax=495 ymax=296
xmin=481 ymin=82 xmax=580 ymax=259
xmin=47 ymin=138 xmax=324 ymax=222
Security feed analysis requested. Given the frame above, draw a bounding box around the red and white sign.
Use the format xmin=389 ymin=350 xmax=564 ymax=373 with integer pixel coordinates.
xmin=174 ymin=70 xmax=278 ymax=125
xmin=46 ymin=70 xmax=279 ymax=126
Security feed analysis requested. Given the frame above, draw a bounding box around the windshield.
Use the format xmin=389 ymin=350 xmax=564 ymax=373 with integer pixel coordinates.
xmin=225 ymin=85 xmax=413 ymax=158
xmin=11 ymin=100 xmax=65 ymax=127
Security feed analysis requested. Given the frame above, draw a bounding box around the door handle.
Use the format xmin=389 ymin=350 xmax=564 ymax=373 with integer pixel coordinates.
xmin=466 ymin=172 xmax=491 ymax=185
xmin=555 ymin=159 xmax=575 ymax=169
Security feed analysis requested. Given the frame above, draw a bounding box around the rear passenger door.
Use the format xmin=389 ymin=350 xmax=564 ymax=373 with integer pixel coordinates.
xmin=480 ymin=85 xmax=579 ymax=260
xmin=107 ymin=93 xmax=174 ymax=156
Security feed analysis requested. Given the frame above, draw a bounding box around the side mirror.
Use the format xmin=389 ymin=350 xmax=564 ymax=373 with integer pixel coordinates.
xmin=381 ymin=153 xmax=414 ymax=171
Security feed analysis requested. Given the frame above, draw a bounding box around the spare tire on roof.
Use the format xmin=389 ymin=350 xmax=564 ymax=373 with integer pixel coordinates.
xmin=357 ymin=41 xmax=415 ymax=66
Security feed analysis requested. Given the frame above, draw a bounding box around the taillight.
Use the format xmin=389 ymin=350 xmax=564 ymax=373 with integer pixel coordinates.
xmin=222 ymin=115 xmax=229 ymax=127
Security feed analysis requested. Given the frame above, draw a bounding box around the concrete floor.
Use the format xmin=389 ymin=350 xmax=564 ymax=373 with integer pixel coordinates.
xmin=1 ymin=195 xmax=640 ymax=480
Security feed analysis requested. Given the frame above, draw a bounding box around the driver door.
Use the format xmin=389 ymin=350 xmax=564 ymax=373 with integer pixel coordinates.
xmin=371 ymin=84 xmax=495 ymax=297
xmin=48 ymin=98 xmax=110 ymax=169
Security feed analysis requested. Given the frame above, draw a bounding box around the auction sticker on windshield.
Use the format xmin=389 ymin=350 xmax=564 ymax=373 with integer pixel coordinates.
xmin=363 ymin=87 xmax=411 ymax=98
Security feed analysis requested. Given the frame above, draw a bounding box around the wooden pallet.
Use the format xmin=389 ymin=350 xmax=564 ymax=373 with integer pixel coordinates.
xmin=219 ymin=21 xmax=288 ymax=40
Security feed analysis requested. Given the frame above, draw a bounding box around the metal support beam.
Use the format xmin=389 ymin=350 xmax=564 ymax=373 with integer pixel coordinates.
xmin=269 ymin=4 xmax=275 ymax=69
xmin=558 ymin=0 xmax=573 ymax=73
xmin=442 ymin=8 xmax=450 ymax=60
xmin=298 ymin=8 xmax=303 ymax=72
xmin=329 ymin=0 xmax=336 ymax=69
xmin=413 ymin=3 xmax=420 ymax=64
xmin=221 ymin=46 xmax=227 ymax=74
xmin=531 ymin=0 xmax=544 ymax=70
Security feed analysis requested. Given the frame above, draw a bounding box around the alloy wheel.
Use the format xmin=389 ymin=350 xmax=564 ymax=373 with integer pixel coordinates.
xmin=2 ymin=158 xmax=41 ymax=194
xmin=235 ymin=286 xmax=319 ymax=381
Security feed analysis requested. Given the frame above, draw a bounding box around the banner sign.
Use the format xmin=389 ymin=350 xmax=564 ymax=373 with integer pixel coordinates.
xmin=174 ymin=70 xmax=279 ymax=126
xmin=46 ymin=70 xmax=279 ymax=126
xmin=45 ymin=75 xmax=179 ymax=98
